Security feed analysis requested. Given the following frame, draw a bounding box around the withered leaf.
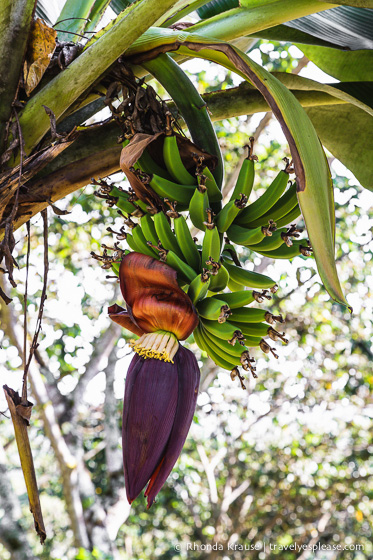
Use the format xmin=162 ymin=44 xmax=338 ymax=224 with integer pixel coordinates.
xmin=3 ymin=386 xmax=46 ymax=544
xmin=23 ymin=19 xmax=57 ymax=96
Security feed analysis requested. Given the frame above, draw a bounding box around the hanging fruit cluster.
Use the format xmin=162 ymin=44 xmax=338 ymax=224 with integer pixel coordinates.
xmin=90 ymin=61 xmax=342 ymax=507
xmin=94 ymin=110 xmax=312 ymax=382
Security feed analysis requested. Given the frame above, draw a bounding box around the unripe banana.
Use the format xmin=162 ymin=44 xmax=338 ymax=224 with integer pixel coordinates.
xmin=188 ymin=178 xmax=210 ymax=231
xmin=137 ymin=148 xmax=173 ymax=181
xmin=161 ymin=249 xmax=197 ymax=284
xmin=254 ymin=239 xmax=312 ymax=259
xmin=201 ymin=222 xmax=221 ymax=269
xmin=202 ymin=167 xmax=223 ymax=203
xmin=187 ymin=270 xmax=211 ymax=304
xmin=229 ymin=137 xmax=257 ymax=201
xmin=201 ymin=318 xmax=244 ymax=343
xmin=235 ymin=159 xmax=293 ymax=226
xmin=153 ymin=211 xmax=185 ymax=260
xmin=223 ymin=260 xmax=277 ymax=290
xmin=197 ymin=297 xmax=231 ymax=323
xmin=194 ymin=326 xmax=238 ymax=371
xmin=229 ymin=307 xmax=284 ymax=325
xmin=174 ymin=215 xmax=201 ymax=273
xmin=149 ymin=174 xmax=195 ymax=206
xmin=215 ymin=194 xmax=248 ymax=233
xmin=132 ymin=225 xmax=159 ymax=258
xmin=226 ymin=221 xmax=276 ymax=246
xmin=273 ymin=204 xmax=302 ymax=229
xmin=245 ymin=181 xmax=298 ymax=228
xmin=212 ymin=290 xmax=255 ymax=308
xmin=208 ymin=263 xmax=230 ymax=292
xmin=163 ymin=134 xmax=196 ymax=185
xmin=140 ymin=214 xmax=158 ymax=246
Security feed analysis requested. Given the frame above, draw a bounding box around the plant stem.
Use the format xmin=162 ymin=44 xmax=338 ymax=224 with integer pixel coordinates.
xmin=187 ymin=0 xmax=337 ymax=42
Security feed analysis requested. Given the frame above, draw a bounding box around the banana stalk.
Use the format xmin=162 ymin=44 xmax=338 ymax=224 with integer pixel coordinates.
xmin=142 ymin=53 xmax=224 ymax=188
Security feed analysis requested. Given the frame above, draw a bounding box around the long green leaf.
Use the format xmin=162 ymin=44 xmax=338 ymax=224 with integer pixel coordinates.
xmin=305 ymin=104 xmax=373 ymax=191
xmin=248 ymin=24 xmax=347 ymax=49
xmin=319 ymin=0 xmax=373 ymax=6
xmin=300 ymin=45 xmax=373 ymax=81
xmin=17 ymin=0 xmax=179 ymax=156
xmin=285 ymin=6 xmax=373 ymax=51
xmin=126 ymin=28 xmax=350 ymax=308
xmin=188 ymin=1 xmax=336 ymax=42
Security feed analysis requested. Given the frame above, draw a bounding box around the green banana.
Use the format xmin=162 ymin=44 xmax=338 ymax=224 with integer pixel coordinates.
xmin=200 ymin=327 xmax=242 ymax=368
xmin=254 ymin=239 xmax=312 ymax=259
xmin=153 ymin=211 xmax=185 ymax=260
xmin=111 ymin=262 xmax=120 ymax=276
xmin=137 ymin=149 xmax=173 ymax=181
xmin=126 ymin=233 xmax=156 ymax=258
xmin=245 ymin=228 xmax=288 ymax=252
xmin=194 ymin=326 xmax=238 ymax=371
xmin=197 ymin=297 xmax=231 ymax=323
xmin=227 ymin=276 xmax=245 ymax=292
xmin=273 ymin=205 xmax=302 ymax=229
xmin=229 ymin=307 xmax=284 ymax=325
xmin=223 ymin=260 xmax=277 ymax=290
xmin=203 ymin=327 xmax=260 ymax=358
xmin=188 ymin=179 xmax=210 ymax=231
xmin=140 ymin=214 xmax=158 ymax=246
xmin=149 ymin=174 xmax=195 ymax=205
xmin=202 ymin=167 xmax=222 ymax=203
xmin=245 ymin=182 xmax=298 ymax=228
xmin=230 ymin=320 xmax=288 ymax=344
xmin=174 ymin=214 xmax=201 ymax=273
xmin=229 ymin=137 xmax=256 ymax=201
xmin=201 ymin=318 xmax=244 ymax=343
xmin=187 ymin=271 xmax=211 ymax=304
xmin=247 ymin=224 xmax=303 ymax=252
xmin=215 ymin=194 xmax=248 ymax=233
xmin=161 ymin=249 xmax=196 ymax=284
xmin=163 ymin=134 xmax=196 ymax=185
xmin=209 ymin=264 xmax=229 ymax=292
xmin=226 ymin=222 xmax=276 ymax=247
xmin=235 ymin=160 xmax=292 ymax=226
xmin=212 ymin=290 xmax=255 ymax=308
xmin=107 ymin=187 xmax=140 ymax=216
xmin=201 ymin=223 xmax=221 ymax=269
xmin=132 ymin=225 xmax=159 ymax=258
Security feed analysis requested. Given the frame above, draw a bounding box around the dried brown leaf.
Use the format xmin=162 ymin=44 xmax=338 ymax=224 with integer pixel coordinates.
xmin=23 ymin=19 xmax=57 ymax=96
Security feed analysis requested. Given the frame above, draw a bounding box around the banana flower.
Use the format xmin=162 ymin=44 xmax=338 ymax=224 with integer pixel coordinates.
xmin=109 ymin=252 xmax=200 ymax=507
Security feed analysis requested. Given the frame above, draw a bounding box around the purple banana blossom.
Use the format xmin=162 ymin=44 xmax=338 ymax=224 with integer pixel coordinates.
xmin=123 ymin=344 xmax=200 ymax=507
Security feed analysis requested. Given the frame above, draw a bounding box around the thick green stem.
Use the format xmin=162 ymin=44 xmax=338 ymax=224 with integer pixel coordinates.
xmin=186 ymin=0 xmax=337 ymax=42
xmin=17 ymin=0 xmax=179 ymax=156
xmin=0 ymin=0 xmax=35 ymax=153
xmin=143 ymin=53 xmax=224 ymax=187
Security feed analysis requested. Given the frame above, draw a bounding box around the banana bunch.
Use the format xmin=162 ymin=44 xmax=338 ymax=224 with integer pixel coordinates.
xmin=98 ymin=134 xmax=315 ymax=389
xmin=131 ymin=133 xmax=222 ymax=211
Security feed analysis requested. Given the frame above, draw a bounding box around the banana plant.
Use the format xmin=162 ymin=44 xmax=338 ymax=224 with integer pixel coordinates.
xmin=1 ymin=0 xmax=372 ymax=517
